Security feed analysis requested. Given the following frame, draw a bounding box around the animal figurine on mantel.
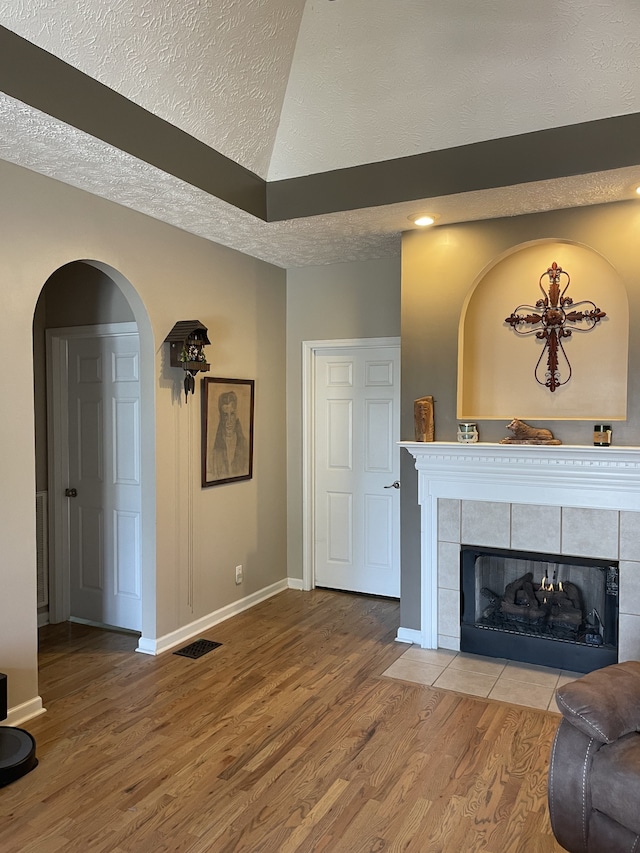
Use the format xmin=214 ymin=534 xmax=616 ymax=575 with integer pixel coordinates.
xmin=500 ymin=418 xmax=561 ymax=445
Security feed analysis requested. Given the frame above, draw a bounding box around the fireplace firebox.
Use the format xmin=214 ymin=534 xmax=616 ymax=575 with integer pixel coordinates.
xmin=460 ymin=546 xmax=618 ymax=673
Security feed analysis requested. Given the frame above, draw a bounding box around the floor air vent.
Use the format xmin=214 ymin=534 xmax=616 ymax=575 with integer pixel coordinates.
xmin=173 ymin=639 xmax=222 ymax=659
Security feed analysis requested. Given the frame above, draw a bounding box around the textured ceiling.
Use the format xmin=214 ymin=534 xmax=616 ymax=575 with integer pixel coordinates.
xmin=269 ymin=0 xmax=640 ymax=180
xmin=2 ymin=0 xmax=305 ymax=178
xmin=3 ymin=91 xmax=640 ymax=269
xmin=1 ymin=0 xmax=640 ymax=267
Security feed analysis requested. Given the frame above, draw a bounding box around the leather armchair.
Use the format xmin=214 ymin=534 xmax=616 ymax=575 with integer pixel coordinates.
xmin=549 ymin=660 xmax=640 ymax=852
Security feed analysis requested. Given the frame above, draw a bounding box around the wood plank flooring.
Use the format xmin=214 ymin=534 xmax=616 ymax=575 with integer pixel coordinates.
xmin=0 ymin=590 xmax=564 ymax=852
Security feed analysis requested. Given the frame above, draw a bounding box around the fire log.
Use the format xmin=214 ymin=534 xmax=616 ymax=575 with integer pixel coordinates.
xmin=501 ymin=572 xmax=547 ymax=622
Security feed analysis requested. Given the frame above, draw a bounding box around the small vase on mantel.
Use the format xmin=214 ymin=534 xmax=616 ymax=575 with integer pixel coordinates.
xmin=457 ymin=423 xmax=479 ymax=443
xmin=593 ymin=425 xmax=612 ymax=446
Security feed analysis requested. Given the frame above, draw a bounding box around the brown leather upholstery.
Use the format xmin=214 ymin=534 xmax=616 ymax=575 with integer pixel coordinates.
xmin=549 ymin=661 xmax=640 ymax=852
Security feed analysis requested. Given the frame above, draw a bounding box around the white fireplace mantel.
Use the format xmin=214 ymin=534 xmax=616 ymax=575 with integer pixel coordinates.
xmin=401 ymin=441 xmax=640 ymax=651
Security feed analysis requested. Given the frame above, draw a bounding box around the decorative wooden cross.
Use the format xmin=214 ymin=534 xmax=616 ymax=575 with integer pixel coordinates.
xmin=505 ymin=261 xmax=606 ymax=392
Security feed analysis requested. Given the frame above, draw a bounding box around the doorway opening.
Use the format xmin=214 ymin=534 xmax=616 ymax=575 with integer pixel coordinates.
xmin=33 ymin=260 xmax=155 ymax=645
xmin=302 ymin=337 xmax=401 ymax=598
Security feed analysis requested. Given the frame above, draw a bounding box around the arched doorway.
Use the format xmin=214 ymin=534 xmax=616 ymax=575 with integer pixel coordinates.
xmin=33 ymin=260 xmax=156 ymax=645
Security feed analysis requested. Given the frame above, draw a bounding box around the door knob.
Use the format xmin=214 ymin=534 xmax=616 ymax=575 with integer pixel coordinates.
xmin=384 ymin=480 xmax=400 ymax=489
xmin=65 ymin=488 xmax=78 ymax=498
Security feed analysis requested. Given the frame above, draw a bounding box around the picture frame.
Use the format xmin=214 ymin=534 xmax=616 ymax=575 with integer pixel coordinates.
xmin=201 ymin=377 xmax=255 ymax=487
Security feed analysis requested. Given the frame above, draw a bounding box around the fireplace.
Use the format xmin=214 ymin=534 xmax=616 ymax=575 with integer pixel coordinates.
xmin=460 ymin=546 xmax=618 ymax=673
xmin=400 ymin=441 xmax=640 ymax=666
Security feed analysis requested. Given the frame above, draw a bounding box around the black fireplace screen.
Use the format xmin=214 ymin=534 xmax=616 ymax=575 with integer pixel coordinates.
xmin=460 ymin=546 xmax=618 ymax=673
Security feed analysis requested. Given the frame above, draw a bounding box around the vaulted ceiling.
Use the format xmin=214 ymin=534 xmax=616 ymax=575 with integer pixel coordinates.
xmin=2 ymin=1 xmax=640 ymax=267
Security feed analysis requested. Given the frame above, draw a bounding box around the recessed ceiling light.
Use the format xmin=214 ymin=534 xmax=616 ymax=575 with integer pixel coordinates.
xmin=635 ymin=186 xmax=640 ymax=196
xmin=409 ymin=214 xmax=438 ymax=227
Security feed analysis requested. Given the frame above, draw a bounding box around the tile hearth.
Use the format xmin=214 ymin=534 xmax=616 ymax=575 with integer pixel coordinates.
xmin=382 ymin=646 xmax=581 ymax=712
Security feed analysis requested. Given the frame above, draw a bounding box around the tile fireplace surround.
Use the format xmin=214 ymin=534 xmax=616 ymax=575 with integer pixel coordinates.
xmin=400 ymin=442 xmax=640 ymax=663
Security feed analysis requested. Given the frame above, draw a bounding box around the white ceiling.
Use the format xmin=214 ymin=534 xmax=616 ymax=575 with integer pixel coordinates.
xmin=269 ymin=0 xmax=640 ymax=180
xmin=2 ymin=0 xmax=640 ymax=268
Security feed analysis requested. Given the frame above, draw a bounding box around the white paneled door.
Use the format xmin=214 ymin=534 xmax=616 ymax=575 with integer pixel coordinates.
xmin=314 ymin=344 xmax=400 ymax=597
xmin=66 ymin=330 xmax=142 ymax=631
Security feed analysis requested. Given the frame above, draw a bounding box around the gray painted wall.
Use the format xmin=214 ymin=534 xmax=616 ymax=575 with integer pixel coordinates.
xmin=286 ymin=258 xmax=401 ymax=583
xmin=43 ymin=261 xmax=135 ymax=327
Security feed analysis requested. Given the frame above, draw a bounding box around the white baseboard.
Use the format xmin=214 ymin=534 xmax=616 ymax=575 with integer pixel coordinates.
xmin=37 ymin=611 xmax=49 ymax=628
xmin=136 ymin=578 xmax=291 ymax=655
xmin=287 ymin=577 xmax=304 ymax=590
xmin=396 ymin=627 xmax=422 ymax=645
xmin=7 ymin=696 xmax=46 ymax=727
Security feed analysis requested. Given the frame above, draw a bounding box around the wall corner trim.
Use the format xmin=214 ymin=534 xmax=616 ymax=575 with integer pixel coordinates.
xmin=396 ymin=627 xmax=422 ymax=644
xmin=7 ymin=696 xmax=46 ymax=727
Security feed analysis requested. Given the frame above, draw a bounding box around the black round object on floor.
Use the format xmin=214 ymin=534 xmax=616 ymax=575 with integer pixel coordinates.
xmin=0 ymin=726 xmax=37 ymax=786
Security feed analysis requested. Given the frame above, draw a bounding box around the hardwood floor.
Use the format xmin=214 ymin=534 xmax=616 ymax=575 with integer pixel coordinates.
xmin=0 ymin=590 xmax=563 ymax=852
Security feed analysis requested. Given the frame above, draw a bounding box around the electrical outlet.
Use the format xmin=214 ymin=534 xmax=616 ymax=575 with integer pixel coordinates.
xmin=235 ymin=565 xmax=243 ymax=585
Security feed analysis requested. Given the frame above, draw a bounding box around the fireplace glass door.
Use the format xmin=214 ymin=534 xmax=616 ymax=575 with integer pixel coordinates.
xmin=461 ymin=546 xmax=618 ymax=673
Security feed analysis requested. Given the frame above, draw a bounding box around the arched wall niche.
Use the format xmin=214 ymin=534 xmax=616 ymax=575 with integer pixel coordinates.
xmin=457 ymin=239 xmax=629 ymax=421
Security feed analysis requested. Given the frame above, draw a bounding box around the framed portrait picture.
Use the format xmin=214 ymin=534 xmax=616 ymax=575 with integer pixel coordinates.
xmin=201 ymin=377 xmax=255 ymax=487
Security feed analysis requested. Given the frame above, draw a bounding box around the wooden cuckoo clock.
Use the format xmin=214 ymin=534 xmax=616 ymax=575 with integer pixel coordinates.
xmin=164 ymin=320 xmax=210 ymax=402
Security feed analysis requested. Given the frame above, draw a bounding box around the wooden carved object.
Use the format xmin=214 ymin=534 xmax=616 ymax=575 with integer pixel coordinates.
xmin=505 ymin=261 xmax=606 ymax=392
xmin=414 ymin=396 xmax=434 ymax=442
xmin=499 ymin=418 xmax=561 ymax=445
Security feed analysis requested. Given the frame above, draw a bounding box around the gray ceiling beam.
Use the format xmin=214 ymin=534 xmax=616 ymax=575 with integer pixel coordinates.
xmin=266 ymin=113 xmax=640 ymax=221
xmin=0 ymin=25 xmax=267 ymax=220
